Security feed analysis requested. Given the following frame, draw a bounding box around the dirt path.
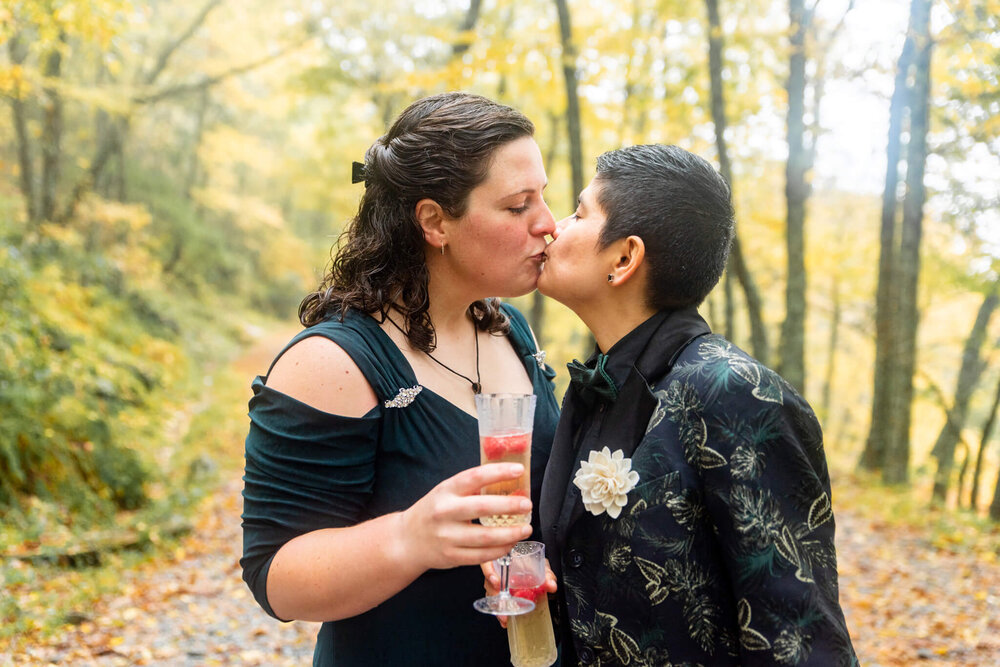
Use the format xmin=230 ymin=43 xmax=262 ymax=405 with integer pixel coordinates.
xmin=5 ymin=327 xmax=1000 ymax=666
xmin=14 ymin=482 xmax=999 ymax=666
xmin=8 ymin=478 xmax=320 ymax=666
xmin=835 ymin=509 xmax=1000 ymax=666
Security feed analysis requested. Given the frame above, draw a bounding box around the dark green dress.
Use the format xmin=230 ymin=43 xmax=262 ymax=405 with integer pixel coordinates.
xmin=241 ymin=304 xmax=559 ymax=666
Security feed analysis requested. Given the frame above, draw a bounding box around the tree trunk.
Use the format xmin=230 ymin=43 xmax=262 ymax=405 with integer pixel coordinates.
xmin=930 ymin=287 xmax=999 ymax=504
xmin=724 ymin=264 xmax=735 ymax=341
xmin=40 ymin=37 xmax=66 ymax=222
xmin=821 ymin=275 xmax=841 ymax=424
xmin=780 ymin=0 xmax=810 ymax=392
xmin=976 ymin=372 xmax=1000 ymax=515
xmin=884 ymin=0 xmax=932 ymax=486
xmin=553 ymin=0 xmax=584 ymax=205
xmin=8 ymin=35 xmax=37 ymax=224
xmin=185 ymin=87 xmax=211 ymax=199
xmin=705 ymin=0 xmax=769 ymax=365
xmin=58 ymin=0 xmax=226 ymax=221
xmin=554 ymin=0 xmax=591 ymax=356
xmin=859 ymin=5 xmax=917 ymax=473
xmin=452 ymin=0 xmax=483 ymax=57
xmin=882 ymin=0 xmax=932 ymax=484
xmin=991 ymin=461 xmax=1000 ymax=521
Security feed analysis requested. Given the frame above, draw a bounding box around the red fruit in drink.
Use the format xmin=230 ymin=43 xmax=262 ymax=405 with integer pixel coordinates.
xmin=510 ymin=583 xmax=545 ymax=603
xmin=504 ymin=433 xmax=530 ymax=455
xmin=482 ymin=436 xmax=507 ymax=461
xmin=481 ymin=432 xmax=530 ymax=461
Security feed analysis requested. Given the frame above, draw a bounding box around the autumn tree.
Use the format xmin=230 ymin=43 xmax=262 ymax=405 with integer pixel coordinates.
xmin=860 ymin=0 xmax=934 ymax=485
xmin=704 ymin=0 xmax=769 ymax=364
xmin=929 ymin=284 xmax=1000 ymax=505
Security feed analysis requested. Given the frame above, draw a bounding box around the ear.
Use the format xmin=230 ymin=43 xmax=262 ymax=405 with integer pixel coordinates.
xmin=415 ymin=198 xmax=447 ymax=251
xmin=608 ymin=235 xmax=645 ymax=286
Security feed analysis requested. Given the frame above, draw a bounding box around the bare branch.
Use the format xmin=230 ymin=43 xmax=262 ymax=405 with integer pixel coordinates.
xmin=134 ymin=38 xmax=309 ymax=105
xmin=143 ymin=0 xmax=225 ymax=85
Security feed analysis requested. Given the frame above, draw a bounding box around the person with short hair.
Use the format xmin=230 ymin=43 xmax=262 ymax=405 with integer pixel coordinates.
xmin=536 ymin=144 xmax=858 ymax=666
xmin=241 ymin=92 xmax=560 ymax=666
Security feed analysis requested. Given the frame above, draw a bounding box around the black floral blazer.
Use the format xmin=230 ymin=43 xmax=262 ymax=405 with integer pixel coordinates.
xmin=540 ymin=309 xmax=858 ymax=667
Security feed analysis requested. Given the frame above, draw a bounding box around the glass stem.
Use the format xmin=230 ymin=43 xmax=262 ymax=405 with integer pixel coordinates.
xmin=497 ymin=554 xmax=512 ymax=596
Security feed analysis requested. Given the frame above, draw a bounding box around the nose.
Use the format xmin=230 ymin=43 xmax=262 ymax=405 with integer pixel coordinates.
xmin=532 ymin=201 xmax=556 ymax=238
xmin=551 ymin=215 xmax=573 ymax=239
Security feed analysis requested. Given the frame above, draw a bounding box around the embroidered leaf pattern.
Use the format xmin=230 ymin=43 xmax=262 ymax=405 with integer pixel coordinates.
xmin=774 ymin=525 xmax=815 ymax=583
xmin=604 ymin=542 xmax=632 ymax=574
xmin=662 ymin=380 xmax=728 ymax=470
xmin=730 ymin=485 xmax=783 ymax=550
xmin=646 ymin=388 xmax=671 ymax=433
xmin=696 ymin=444 xmax=728 ymax=469
xmin=609 ymin=625 xmax=643 ymax=664
xmin=808 ymin=493 xmax=833 ymax=530
xmin=685 ymin=590 xmax=721 ymax=653
xmin=752 ymin=370 xmax=784 ymax=404
xmin=731 ymin=444 xmax=765 ymax=480
xmin=774 ymin=627 xmax=810 ymax=665
xmin=737 ymin=598 xmax=772 ymax=652
xmin=728 ymin=357 xmax=761 ymax=386
xmin=561 ymin=334 xmax=854 ymax=666
xmin=634 ymin=556 xmax=672 ymax=605
xmin=664 ymin=490 xmax=702 ymax=529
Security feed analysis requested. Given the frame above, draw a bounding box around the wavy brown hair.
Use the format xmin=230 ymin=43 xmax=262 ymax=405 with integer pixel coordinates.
xmin=299 ymin=92 xmax=535 ymax=352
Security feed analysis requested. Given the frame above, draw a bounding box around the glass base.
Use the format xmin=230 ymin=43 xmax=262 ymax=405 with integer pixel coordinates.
xmin=473 ymin=593 xmax=535 ymax=616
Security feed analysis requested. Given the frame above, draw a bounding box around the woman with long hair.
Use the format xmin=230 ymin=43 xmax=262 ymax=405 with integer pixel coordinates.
xmin=241 ymin=92 xmax=560 ymax=666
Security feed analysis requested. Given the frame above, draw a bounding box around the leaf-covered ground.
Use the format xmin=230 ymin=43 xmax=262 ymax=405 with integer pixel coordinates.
xmin=4 ymin=474 xmax=998 ymax=666
xmin=3 ymin=329 xmax=999 ymax=666
xmin=835 ymin=503 xmax=1000 ymax=666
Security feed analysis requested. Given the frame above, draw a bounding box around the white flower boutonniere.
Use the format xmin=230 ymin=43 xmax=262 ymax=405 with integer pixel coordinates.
xmin=573 ymin=447 xmax=640 ymax=518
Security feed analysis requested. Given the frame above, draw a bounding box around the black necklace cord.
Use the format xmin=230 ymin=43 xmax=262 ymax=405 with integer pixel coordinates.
xmin=385 ymin=311 xmax=482 ymax=394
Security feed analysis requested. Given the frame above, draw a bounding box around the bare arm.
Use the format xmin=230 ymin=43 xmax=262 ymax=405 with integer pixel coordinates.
xmin=258 ymin=337 xmax=533 ymax=622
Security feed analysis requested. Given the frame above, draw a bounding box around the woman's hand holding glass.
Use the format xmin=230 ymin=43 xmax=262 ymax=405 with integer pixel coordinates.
xmin=398 ymin=463 xmax=533 ymax=570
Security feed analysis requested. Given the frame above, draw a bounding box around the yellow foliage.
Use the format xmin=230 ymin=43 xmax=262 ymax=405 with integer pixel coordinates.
xmin=38 ymin=222 xmax=84 ymax=247
xmin=82 ymin=198 xmax=152 ymax=233
xmin=0 ymin=64 xmax=29 ymax=97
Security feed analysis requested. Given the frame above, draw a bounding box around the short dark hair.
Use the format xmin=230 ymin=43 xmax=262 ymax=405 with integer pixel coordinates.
xmin=594 ymin=144 xmax=734 ymax=309
xmin=299 ymin=93 xmax=535 ymax=351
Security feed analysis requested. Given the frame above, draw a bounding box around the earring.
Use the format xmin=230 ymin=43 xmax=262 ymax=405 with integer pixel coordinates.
xmin=607 ymin=274 xmax=613 ymax=283
xmin=441 ymin=244 xmax=446 ymax=255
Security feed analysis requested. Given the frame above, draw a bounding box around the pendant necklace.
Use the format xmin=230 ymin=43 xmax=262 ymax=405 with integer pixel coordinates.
xmin=385 ymin=312 xmax=482 ymax=394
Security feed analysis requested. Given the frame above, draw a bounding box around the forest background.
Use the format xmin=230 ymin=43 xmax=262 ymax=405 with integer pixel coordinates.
xmin=0 ymin=0 xmax=998 ymax=664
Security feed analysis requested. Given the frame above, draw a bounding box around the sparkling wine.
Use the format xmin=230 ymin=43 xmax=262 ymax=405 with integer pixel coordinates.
xmin=480 ymin=431 xmax=531 ymax=526
xmin=507 ymin=579 xmax=557 ymax=667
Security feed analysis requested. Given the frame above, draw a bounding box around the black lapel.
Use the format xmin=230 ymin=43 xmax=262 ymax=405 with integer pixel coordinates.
xmin=540 ymin=385 xmax=584 ymax=576
xmin=559 ymin=307 xmax=711 ymax=538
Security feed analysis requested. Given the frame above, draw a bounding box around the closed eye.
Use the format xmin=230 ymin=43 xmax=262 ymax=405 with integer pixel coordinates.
xmin=509 ymin=204 xmax=530 ymax=215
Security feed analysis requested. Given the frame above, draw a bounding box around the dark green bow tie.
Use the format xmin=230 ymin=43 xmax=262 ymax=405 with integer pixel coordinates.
xmin=567 ymin=354 xmax=619 ymax=405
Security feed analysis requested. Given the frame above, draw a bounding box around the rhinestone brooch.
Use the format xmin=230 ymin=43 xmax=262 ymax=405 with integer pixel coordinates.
xmin=532 ymin=350 xmax=547 ymax=369
xmin=384 ymin=385 xmax=423 ymax=408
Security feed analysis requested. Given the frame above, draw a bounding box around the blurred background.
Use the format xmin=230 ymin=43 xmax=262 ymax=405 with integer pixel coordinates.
xmin=0 ymin=0 xmax=998 ymax=664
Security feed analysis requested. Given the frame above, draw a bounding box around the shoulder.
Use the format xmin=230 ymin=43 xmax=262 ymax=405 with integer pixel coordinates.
xmin=500 ymin=302 xmax=529 ymax=334
xmin=648 ymin=335 xmax=813 ymax=431
xmin=650 ymin=334 xmax=823 ymax=451
xmin=266 ymin=330 xmax=378 ymax=418
xmin=664 ymin=335 xmax=788 ymax=403
xmin=500 ymin=302 xmax=539 ymax=350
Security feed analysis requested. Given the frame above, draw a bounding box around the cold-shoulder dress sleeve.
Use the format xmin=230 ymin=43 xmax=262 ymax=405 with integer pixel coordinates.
xmin=240 ymin=319 xmax=389 ymax=621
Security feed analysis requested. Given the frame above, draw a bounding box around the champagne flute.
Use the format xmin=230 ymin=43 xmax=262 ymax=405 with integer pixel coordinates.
xmin=505 ymin=541 xmax=558 ymax=667
xmin=473 ymin=393 xmax=536 ymax=616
